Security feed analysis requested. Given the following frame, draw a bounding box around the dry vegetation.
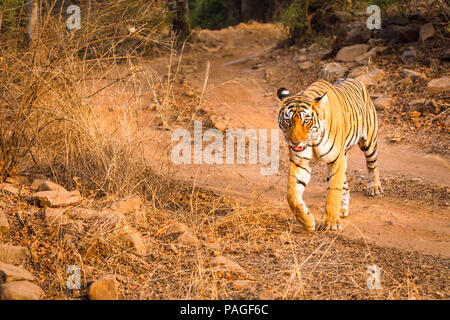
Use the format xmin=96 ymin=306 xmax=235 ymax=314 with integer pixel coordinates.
xmin=0 ymin=1 xmax=448 ymax=300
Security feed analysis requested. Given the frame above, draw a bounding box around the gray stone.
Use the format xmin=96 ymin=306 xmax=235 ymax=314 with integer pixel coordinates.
xmin=298 ymin=61 xmax=314 ymax=70
xmin=373 ymin=96 xmax=394 ymax=111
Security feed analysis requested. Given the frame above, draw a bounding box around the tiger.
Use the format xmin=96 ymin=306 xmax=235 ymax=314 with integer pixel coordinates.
xmin=277 ymin=78 xmax=383 ymax=231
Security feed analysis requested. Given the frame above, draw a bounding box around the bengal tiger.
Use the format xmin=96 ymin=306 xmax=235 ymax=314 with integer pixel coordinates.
xmin=277 ymin=78 xmax=383 ymax=231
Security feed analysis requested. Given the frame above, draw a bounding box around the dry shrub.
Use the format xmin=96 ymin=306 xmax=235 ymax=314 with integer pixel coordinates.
xmin=0 ymin=0 xmax=178 ymax=197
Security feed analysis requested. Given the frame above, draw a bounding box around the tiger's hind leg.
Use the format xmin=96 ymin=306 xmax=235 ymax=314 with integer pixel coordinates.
xmin=359 ymin=137 xmax=383 ymax=196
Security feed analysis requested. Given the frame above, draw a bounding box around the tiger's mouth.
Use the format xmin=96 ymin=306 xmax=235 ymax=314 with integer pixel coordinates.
xmin=290 ymin=145 xmax=306 ymax=152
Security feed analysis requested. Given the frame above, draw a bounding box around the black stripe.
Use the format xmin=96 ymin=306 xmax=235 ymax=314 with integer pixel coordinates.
xmin=366 ymin=143 xmax=378 ymax=158
xmin=296 ymin=179 xmax=306 ymax=187
xmin=320 ymin=135 xmax=337 ymax=158
xmin=289 ymin=160 xmax=311 ymax=174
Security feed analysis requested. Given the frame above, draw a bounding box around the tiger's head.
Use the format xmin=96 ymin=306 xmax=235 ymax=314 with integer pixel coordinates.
xmin=277 ymin=88 xmax=327 ymax=153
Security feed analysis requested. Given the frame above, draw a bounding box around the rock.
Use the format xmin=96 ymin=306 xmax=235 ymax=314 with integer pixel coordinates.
xmin=426 ymin=77 xmax=450 ymax=93
xmin=164 ymin=222 xmax=188 ymax=237
xmin=367 ymin=69 xmax=385 ymax=81
xmin=336 ymin=44 xmax=370 ymax=62
xmin=443 ymin=48 xmax=450 ymax=61
xmin=355 ymin=48 xmax=377 ymax=65
xmin=0 ymin=211 xmax=9 ymax=239
xmin=345 ymin=26 xmax=370 ymax=45
xmin=5 ymin=176 xmax=29 ymax=185
xmin=121 ymin=231 xmax=146 ymax=255
xmin=333 ymin=11 xmax=352 ymax=23
xmin=355 ymin=74 xmax=377 ymax=87
xmin=348 ymin=67 xmax=366 ymax=78
xmin=177 ymin=230 xmax=200 ymax=246
xmin=93 ymin=211 xmax=126 ymax=231
xmin=67 ymin=207 xmax=96 ymax=220
xmin=0 ymin=261 xmax=34 ymax=282
xmin=88 ymin=274 xmax=119 ymax=300
xmin=31 ymin=190 xmax=81 ymax=207
xmin=110 ymin=195 xmax=142 ymax=213
xmin=228 ymin=280 xmax=254 ymax=291
xmin=44 ymin=208 xmax=71 ymax=225
xmin=298 ymin=61 xmax=314 ymax=70
xmin=385 ymin=14 xmax=409 ymax=26
xmin=401 ymin=47 xmax=418 ymax=64
xmin=0 ymin=245 xmax=29 ymax=265
xmin=61 ymin=221 xmax=85 ymax=243
xmin=35 ymin=180 xmax=67 ymax=192
xmin=402 ymin=69 xmax=426 ymax=80
xmin=419 ymin=23 xmax=435 ymax=42
xmin=319 ymin=63 xmax=347 ymax=82
xmin=394 ymin=25 xmax=420 ymax=43
xmin=0 ymin=281 xmax=43 ymax=300
xmin=210 ymin=255 xmax=247 ymax=275
xmin=408 ymin=99 xmax=426 ymax=112
xmin=308 ymin=43 xmax=321 ymax=52
xmin=0 ymin=184 xmax=19 ymax=196
xmin=373 ymin=96 xmax=394 ymax=111
xmin=295 ymin=54 xmax=307 ymax=62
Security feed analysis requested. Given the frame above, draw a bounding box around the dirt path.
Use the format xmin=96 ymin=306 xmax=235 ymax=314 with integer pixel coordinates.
xmin=145 ymin=25 xmax=449 ymax=259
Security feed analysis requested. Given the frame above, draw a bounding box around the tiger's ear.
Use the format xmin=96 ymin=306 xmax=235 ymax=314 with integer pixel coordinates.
xmin=277 ymin=88 xmax=291 ymax=103
xmin=312 ymin=93 xmax=328 ymax=119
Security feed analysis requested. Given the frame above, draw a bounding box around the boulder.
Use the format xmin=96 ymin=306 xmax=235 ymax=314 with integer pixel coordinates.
xmin=44 ymin=208 xmax=71 ymax=225
xmin=0 ymin=245 xmax=29 ymax=265
xmin=0 ymin=211 xmax=9 ymax=239
xmin=419 ymin=23 xmax=435 ymax=42
xmin=30 ymin=179 xmax=66 ymax=192
xmin=121 ymin=231 xmax=147 ymax=255
xmin=345 ymin=26 xmax=370 ymax=45
xmin=336 ymin=44 xmax=370 ymax=62
xmin=0 ymin=184 xmax=19 ymax=196
xmin=164 ymin=222 xmax=188 ymax=237
xmin=401 ymin=47 xmax=418 ymax=64
xmin=31 ymin=190 xmax=81 ymax=207
xmin=298 ymin=61 xmax=314 ymax=70
xmin=88 ymin=274 xmax=119 ymax=300
xmin=373 ymin=96 xmax=394 ymax=111
xmin=210 ymin=255 xmax=247 ymax=275
xmin=355 ymin=74 xmax=377 ymax=87
xmin=319 ymin=63 xmax=347 ymax=82
xmin=0 ymin=261 xmax=34 ymax=282
xmin=5 ymin=176 xmax=29 ymax=185
xmin=109 ymin=195 xmax=142 ymax=213
xmin=402 ymin=69 xmax=426 ymax=80
xmin=0 ymin=281 xmax=43 ymax=300
xmin=426 ymin=77 xmax=450 ymax=93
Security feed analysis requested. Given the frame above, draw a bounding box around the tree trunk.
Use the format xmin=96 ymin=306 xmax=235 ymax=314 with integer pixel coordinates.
xmin=26 ymin=0 xmax=39 ymax=46
xmin=171 ymin=0 xmax=191 ymax=42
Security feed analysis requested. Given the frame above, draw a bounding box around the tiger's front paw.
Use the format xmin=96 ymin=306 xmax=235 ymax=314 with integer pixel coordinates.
xmin=294 ymin=211 xmax=316 ymax=232
xmin=366 ymin=184 xmax=383 ymax=196
xmin=318 ymin=214 xmax=342 ymax=231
